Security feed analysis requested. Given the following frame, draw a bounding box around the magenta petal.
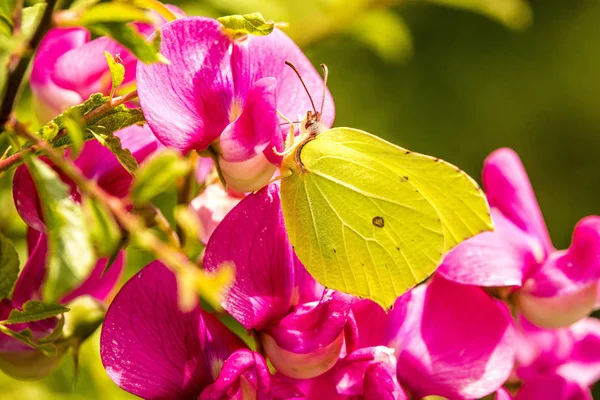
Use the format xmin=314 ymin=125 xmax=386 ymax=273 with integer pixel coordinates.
xmin=137 ymin=17 xmax=233 ymax=153
xmin=11 ymin=230 xmax=46 ymax=307
xmin=101 ymin=261 xmax=243 ymax=400
xmin=335 ymin=347 xmax=407 ymax=400
xmin=204 ymin=184 xmax=295 ymax=330
xmin=52 ymin=36 xmax=128 ymax=98
xmin=220 ymin=77 xmax=278 ymax=162
xmin=230 ymin=28 xmax=335 ymax=165
xmin=262 ymin=291 xmax=353 ymax=379
xmin=60 ymin=252 xmax=124 ymax=304
xmin=438 ymin=210 xmax=542 ymax=287
xmin=13 ymin=165 xmax=45 ymax=232
xmin=483 ymin=148 xmax=553 ymax=254
xmin=199 ymin=349 xmax=271 ymax=399
xmin=397 ymin=276 xmax=515 ymax=399
xmin=556 ymin=318 xmax=600 ymax=387
xmin=515 ymin=375 xmax=591 ymax=400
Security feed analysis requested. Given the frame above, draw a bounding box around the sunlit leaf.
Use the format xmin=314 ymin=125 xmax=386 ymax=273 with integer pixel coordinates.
xmin=129 ymin=0 xmax=178 ymax=22
xmin=104 ymin=51 xmax=125 ymax=98
xmin=0 ymin=232 xmax=19 ymax=299
xmin=73 ymin=2 xmax=151 ymax=25
xmin=218 ymin=12 xmax=275 ymax=38
xmin=24 ymin=158 xmax=95 ymax=302
xmin=87 ymin=23 xmax=167 ymax=64
xmin=89 ymin=126 xmax=139 ymax=174
xmin=131 ymin=149 xmax=190 ymax=205
xmin=1 ymin=300 xmax=69 ymax=324
xmin=82 ymin=196 xmax=122 ymax=258
xmin=62 ymin=113 xmax=84 ymax=158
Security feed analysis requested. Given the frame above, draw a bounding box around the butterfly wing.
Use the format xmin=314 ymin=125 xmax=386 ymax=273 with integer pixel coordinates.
xmin=280 ymin=127 xmax=492 ymax=308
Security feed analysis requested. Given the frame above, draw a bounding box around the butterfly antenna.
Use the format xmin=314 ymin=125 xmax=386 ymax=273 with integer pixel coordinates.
xmin=285 ymin=60 xmax=318 ymax=115
xmin=319 ymin=64 xmax=329 ymax=117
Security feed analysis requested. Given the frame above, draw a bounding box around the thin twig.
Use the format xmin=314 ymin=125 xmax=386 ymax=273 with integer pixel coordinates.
xmin=0 ymin=90 xmax=139 ymax=174
xmin=0 ymin=0 xmax=58 ymax=131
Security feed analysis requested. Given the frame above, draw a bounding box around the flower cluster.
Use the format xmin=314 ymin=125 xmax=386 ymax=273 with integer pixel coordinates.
xmin=3 ymin=8 xmax=600 ymax=400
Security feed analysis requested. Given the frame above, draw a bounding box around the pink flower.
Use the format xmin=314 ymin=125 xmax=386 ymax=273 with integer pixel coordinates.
xmin=137 ymin=17 xmax=335 ymax=192
xmin=13 ymin=124 xmax=160 ymax=232
xmin=513 ymin=315 xmax=600 ymax=398
xmin=30 ymin=7 xmax=184 ymax=123
xmin=439 ymin=148 xmax=600 ymax=328
xmin=203 ymin=184 xmax=354 ymax=379
xmin=190 ymin=183 xmax=243 ymax=244
xmin=100 ymin=261 xmax=300 ymax=399
xmin=0 ymin=230 xmax=124 ymax=379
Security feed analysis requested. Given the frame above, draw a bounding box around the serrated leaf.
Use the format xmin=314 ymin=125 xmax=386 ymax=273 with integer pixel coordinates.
xmin=0 ymin=233 xmax=19 ymax=299
xmin=74 ymin=2 xmax=151 ymax=25
xmin=88 ymin=22 xmax=166 ymax=64
xmin=89 ymin=126 xmax=139 ymax=174
xmin=1 ymin=300 xmax=69 ymax=324
xmin=82 ymin=196 xmax=122 ymax=257
xmin=104 ymin=51 xmax=125 ymax=97
xmin=0 ymin=325 xmax=57 ymax=355
xmin=24 ymin=158 xmax=95 ymax=302
xmin=132 ymin=149 xmax=190 ymax=205
xmin=218 ymin=12 xmax=274 ymax=38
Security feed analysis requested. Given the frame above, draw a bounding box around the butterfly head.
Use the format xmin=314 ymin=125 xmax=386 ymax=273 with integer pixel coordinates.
xmin=285 ymin=60 xmax=329 ymax=138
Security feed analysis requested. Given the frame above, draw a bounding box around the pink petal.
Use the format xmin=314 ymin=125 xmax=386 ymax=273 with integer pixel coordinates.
xmin=137 ymin=17 xmax=233 ymax=153
xmin=220 ymin=77 xmax=279 ymax=162
xmin=60 ymin=252 xmax=124 ymax=304
xmin=190 ymin=184 xmax=243 ymax=244
xmin=230 ymin=28 xmax=335 ymax=165
xmin=13 ymin=165 xmax=45 ymax=232
xmin=352 ymin=292 xmax=411 ymax=349
xmin=11 ymin=230 xmax=47 ymax=307
xmin=438 ymin=209 xmax=541 ymax=288
xmin=52 ymin=36 xmax=132 ymax=99
xmin=496 ymin=388 xmax=514 ymax=400
xmin=195 ymin=157 xmax=215 ymax=184
xmin=203 ymin=184 xmax=296 ymax=330
xmin=199 ymin=350 xmax=273 ymax=399
xmin=397 ymin=275 xmax=515 ymax=399
xmin=515 ymin=375 xmax=591 ymax=400
xmin=556 ymin=318 xmax=600 ymax=387
xmin=100 ymin=261 xmax=243 ymax=400
xmin=335 ymin=347 xmax=407 ymax=400
xmin=483 ymin=148 xmax=553 ymax=255
xmin=218 ymin=152 xmax=277 ymax=193
xmin=262 ymin=291 xmax=354 ymax=379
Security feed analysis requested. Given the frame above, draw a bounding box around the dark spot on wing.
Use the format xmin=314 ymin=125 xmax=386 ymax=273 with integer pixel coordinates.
xmin=396 ymin=246 xmax=400 ymax=251
xmin=400 ymin=176 xmax=409 ymax=182
xmin=372 ymin=216 xmax=384 ymax=228
xmin=333 ymin=249 xmax=337 ymax=253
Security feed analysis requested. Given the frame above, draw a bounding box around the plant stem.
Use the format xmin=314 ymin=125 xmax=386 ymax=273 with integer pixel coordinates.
xmin=0 ymin=90 xmax=139 ymax=174
xmin=0 ymin=0 xmax=58 ymax=132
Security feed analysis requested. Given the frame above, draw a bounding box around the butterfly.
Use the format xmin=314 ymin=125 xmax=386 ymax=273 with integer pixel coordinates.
xmin=277 ymin=62 xmax=493 ymax=309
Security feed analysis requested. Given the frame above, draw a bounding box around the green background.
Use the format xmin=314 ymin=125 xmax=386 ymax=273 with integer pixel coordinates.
xmin=2 ymin=0 xmax=600 ymax=398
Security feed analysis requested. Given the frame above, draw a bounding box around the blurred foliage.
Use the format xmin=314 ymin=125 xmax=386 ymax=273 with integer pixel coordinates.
xmin=2 ymin=0 xmax=600 ymax=397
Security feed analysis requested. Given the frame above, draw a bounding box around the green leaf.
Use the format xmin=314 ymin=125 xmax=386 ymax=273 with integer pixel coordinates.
xmin=89 ymin=126 xmax=139 ymax=174
xmin=132 ymin=149 xmax=190 ymax=206
xmin=62 ymin=113 xmax=84 ymax=158
xmin=218 ymin=12 xmax=274 ymax=38
xmin=24 ymin=158 xmax=95 ymax=302
xmin=1 ymin=300 xmax=69 ymax=324
xmin=88 ymin=23 xmax=167 ymax=64
xmin=104 ymin=52 xmax=125 ymax=98
xmin=74 ymin=2 xmax=151 ymax=25
xmin=130 ymin=0 xmax=178 ymax=22
xmin=174 ymin=205 xmax=204 ymax=260
xmin=0 ymin=0 xmax=14 ymax=36
xmin=69 ymin=0 xmax=101 ymax=12
xmin=0 ymin=233 xmax=19 ymax=299
xmin=82 ymin=196 xmax=122 ymax=258
xmin=20 ymin=3 xmax=46 ymax=41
